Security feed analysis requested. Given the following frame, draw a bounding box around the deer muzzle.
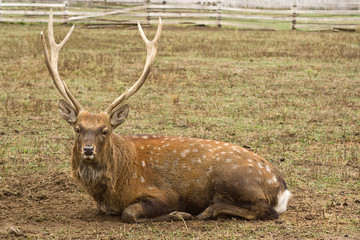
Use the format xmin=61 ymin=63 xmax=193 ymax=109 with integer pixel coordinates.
xmin=83 ymin=145 xmax=96 ymax=159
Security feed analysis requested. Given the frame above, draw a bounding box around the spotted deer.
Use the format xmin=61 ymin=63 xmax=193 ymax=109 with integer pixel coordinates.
xmin=41 ymin=11 xmax=291 ymax=223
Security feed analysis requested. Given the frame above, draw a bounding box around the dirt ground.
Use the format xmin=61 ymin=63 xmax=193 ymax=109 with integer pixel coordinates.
xmin=0 ymin=165 xmax=359 ymax=239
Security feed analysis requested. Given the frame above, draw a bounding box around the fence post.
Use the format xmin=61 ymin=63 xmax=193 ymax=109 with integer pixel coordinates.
xmin=217 ymin=0 xmax=222 ymax=28
xmin=146 ymin=0 xmax=151 ymax=25
xmin=64 ymin=0 xmax=69 ymax=24
xmin=0 ymin=0 xmax=2 ymax=23
xmin=291 ymin=1 xmax=297 ymax=30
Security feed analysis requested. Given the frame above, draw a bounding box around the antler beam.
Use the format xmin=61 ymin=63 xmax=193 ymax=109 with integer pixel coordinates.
xmin=104 ymin=18 xmax=162 ymax=116
xmin=40 ymin=9 xmax=83 ymax=113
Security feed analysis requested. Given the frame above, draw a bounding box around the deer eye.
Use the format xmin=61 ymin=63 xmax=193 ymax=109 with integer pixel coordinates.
xmin=102 ymin=129 xmax=108 ymax=136
xmin=75 ymin=127 xmax=80 ymax=133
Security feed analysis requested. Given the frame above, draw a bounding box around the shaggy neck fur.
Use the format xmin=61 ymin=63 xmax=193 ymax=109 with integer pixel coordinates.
xmin=71 ymin=133 xmax=135 ymax=212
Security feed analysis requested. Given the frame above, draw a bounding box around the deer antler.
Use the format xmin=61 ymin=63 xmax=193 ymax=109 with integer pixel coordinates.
xmin=104 ymin=18 xmax=162 ymax=116
xmin=40 ymin=9 xmax=83 ymax=113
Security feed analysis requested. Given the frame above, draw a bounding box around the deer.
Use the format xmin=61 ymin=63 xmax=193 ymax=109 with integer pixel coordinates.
xmin=40 ymin=10 xmax=291 ymax=223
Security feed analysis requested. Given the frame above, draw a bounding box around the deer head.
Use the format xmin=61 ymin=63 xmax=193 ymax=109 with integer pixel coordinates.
xmin=40 ymin=10 xmax=162 ymax=162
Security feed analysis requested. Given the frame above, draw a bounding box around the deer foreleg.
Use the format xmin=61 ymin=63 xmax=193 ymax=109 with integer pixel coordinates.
xmin=135 ymin=211 xmax=194 ymax=222
xmin=121 ymin=197 xmax=194 ymax=223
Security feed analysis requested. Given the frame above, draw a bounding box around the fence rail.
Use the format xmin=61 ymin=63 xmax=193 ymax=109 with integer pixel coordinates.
xmin=0 ymin=0 xmax=360 ymax=30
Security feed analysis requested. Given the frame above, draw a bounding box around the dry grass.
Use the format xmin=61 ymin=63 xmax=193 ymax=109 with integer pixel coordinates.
xmin=0 ymin=23 xmax=360 ymax=239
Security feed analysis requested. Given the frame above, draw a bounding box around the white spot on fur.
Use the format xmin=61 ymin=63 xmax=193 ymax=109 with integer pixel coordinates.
xmin=181 ymin=163 xmax=191 ymax=170
xmin=232 ymin=165 xmax=239 ymax=170
xmin=133 ymin=172 xmax=137 ymax=178
xmin=220 ymin=152 xmax=226 ymax=155
xmin=249 ymin=163 xmax=253 ymax=167
xmin=173 ymin=150 xmax=177 ymax=154
xmin=140 ymin=176 xmax=145 ymax=183
xmin=256 ymin=177 xmax=262 ymax=183
xmin=274 ymin=189 xmax=291 ymax=214
xmin=215 ymin=141 xmax=220 ymax=144
xmin=247 ymin=168 xmax=253 ymax=173
xmin=257 ymin=162 xmax=263 ymax=168
xmin=191 ymin=159 xmax=202 ymax=164
xmin=206 ymin=166 xmax=213 ymax=176
xmin=141 ymin=161 xmax=146 ymax=167
xmin=224 ymin=143 xmax=229 ymax=146
xmin=180 ymin=149 xmax=190 ymax=157
xmin=272 ymin=175 xmax=278 ymax=183
xmin=265 ymin=164 xmax=271 ymax=173
xmin=161 ymin=141 xmax=165 ymax=144
xmin=258 ymin=169 xmax=263 ymax=175
xmin=225 ymin=158 xmax=232 ymax=163
xmin=193 ymin=148 xmax=198 ymax=153
xmin=142 ymin=135 xmax=149 ymax=139
xmin=267 ymin=179 xmax=274 ymax=184
xmin=202 ymin=155 xmax=206 ymax=159
xmin=140 ymin=146 xmax=145 ymax=150
xmin=247 ymin=159 xmax=253 ymax=163
xmin=243 ymin=148 xmax=248 ymax=152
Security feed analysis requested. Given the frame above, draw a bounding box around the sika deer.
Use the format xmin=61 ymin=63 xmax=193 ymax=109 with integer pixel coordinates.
xmin=41 ymin=10 xmax=291 ymax=223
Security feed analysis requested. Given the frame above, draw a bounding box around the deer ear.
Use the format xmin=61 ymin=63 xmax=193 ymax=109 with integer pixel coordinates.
xmin=110 ymin=104 xmax=130 ymax=129
xmin=58 ymin=99 xmax=77 ymax=125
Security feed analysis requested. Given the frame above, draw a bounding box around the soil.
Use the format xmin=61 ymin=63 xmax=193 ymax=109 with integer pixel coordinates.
xmin=1 ymin=170 xmax=359 ymax=239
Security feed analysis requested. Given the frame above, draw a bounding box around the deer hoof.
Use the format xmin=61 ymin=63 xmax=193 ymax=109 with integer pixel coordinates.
xmin=121 ymin=209 xmax=137 ymax=223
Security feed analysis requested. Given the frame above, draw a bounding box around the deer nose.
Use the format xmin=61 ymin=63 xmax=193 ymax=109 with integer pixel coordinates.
xmin=83 ymin=145 xmax=94 ymax=155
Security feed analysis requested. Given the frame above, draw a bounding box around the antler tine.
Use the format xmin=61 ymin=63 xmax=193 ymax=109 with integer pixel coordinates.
xmin=40 ymin=9 xmax=83 ymax=113
xmin=104 ymin=18 xmax=163 ymax=116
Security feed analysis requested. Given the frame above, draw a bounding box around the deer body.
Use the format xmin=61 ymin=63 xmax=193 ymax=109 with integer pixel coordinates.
xmin=69 ymin=113 xmax=289 ymax=222
xmin=41 ymin=11 xmax=290 ymax=222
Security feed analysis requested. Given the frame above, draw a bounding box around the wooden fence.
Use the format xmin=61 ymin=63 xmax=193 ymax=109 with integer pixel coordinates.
xmin=0 ymin=0 xmax=360 ymax=30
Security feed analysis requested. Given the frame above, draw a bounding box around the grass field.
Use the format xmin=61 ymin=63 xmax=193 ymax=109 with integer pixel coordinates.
xmin=0 ymin=23 xmax=360 ymax=239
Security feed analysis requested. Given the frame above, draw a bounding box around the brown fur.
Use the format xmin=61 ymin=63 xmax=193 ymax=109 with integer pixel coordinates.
xmin=66 ymin=111 xmax=289 ymax=222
